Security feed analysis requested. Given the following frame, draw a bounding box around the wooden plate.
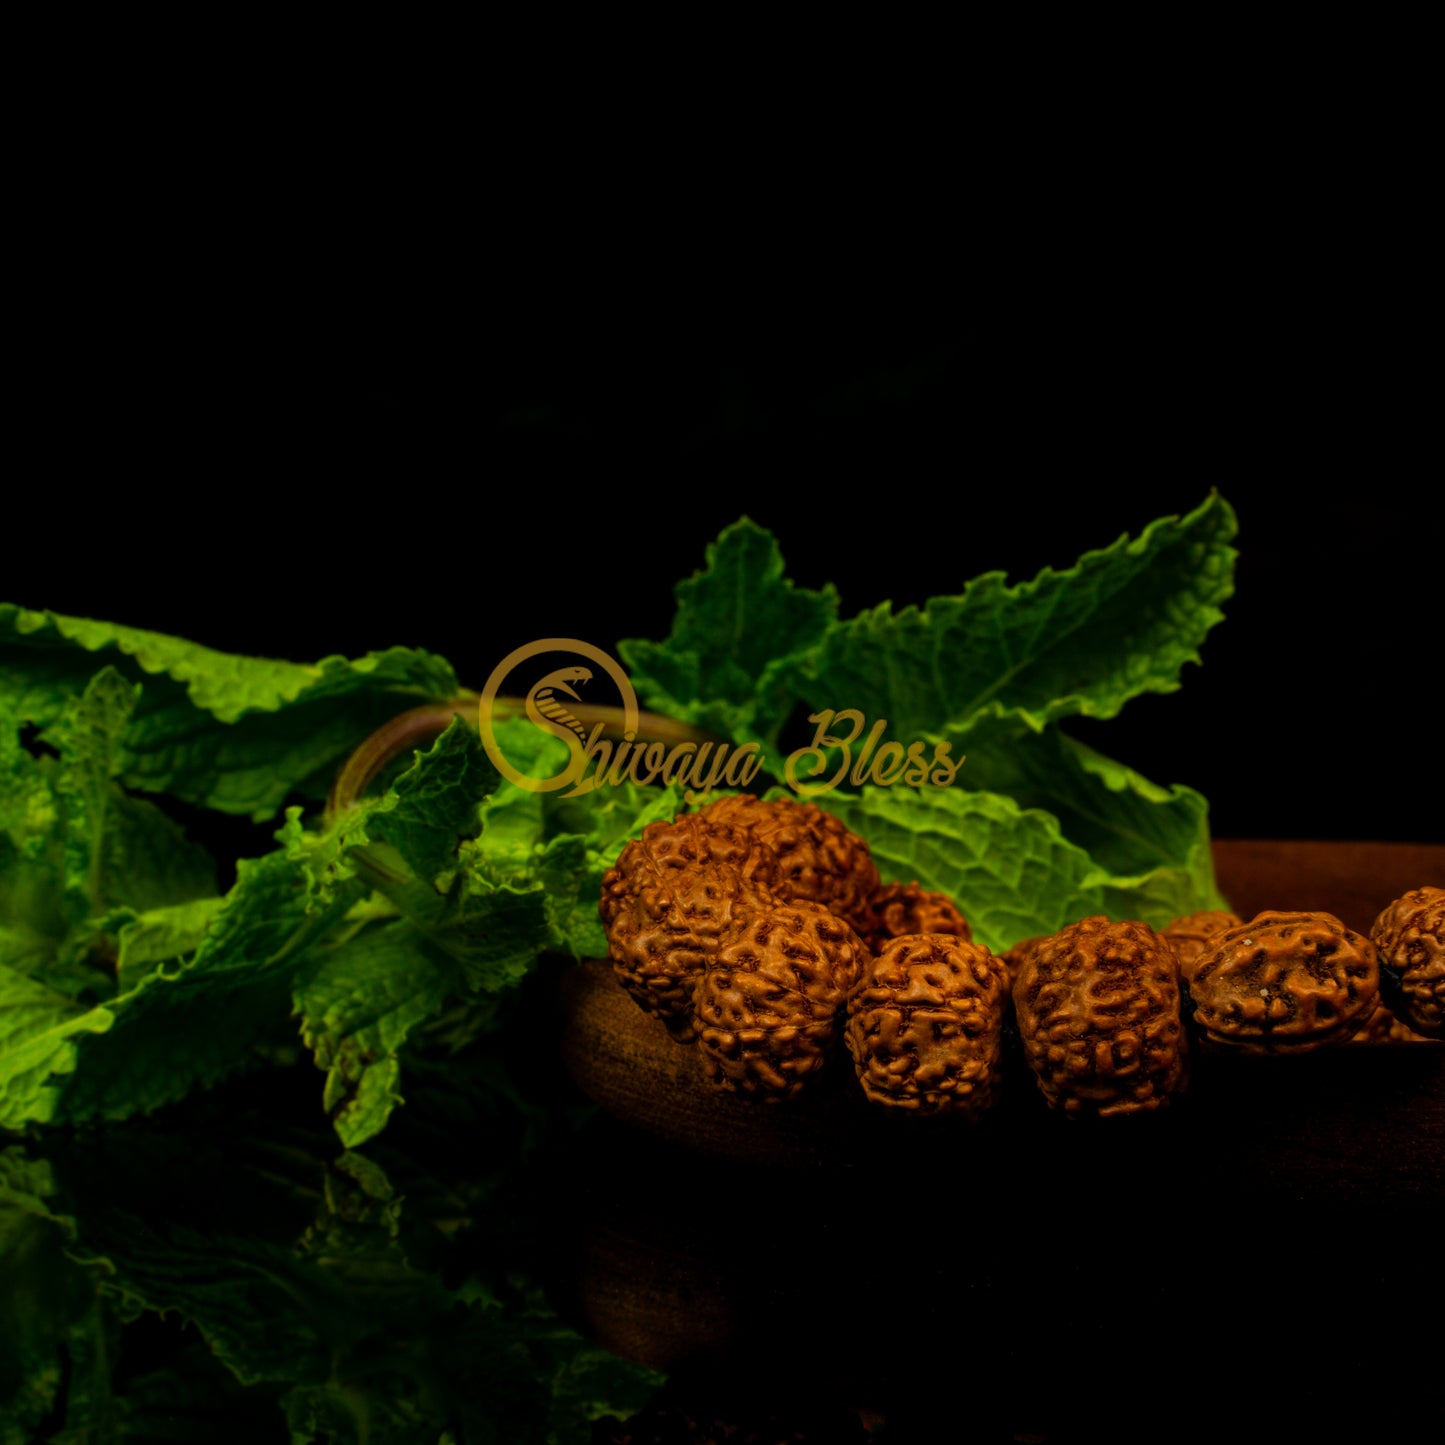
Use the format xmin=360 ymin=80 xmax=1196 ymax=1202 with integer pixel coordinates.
xmin=560 ymin=839 xmax=1445 ymax=1167
xmin=552 ymin=842 xmax=1445 ymax=1432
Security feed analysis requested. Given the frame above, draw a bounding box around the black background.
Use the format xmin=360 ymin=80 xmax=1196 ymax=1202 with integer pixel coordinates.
xmin=7 ymin=222 xmax=1440 ymax=1441
xmin=12 ymin=291 xmax=1438 ymax=843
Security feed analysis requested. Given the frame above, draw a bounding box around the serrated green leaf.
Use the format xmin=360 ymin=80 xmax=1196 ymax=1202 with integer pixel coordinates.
xmin=78 ymin=1220 xmax=340 ymax=1389
xmin=1 ymin=702 xmax=71 ymax=978
xmin=368 ymin=719 xmax=500 ymax=883
xmin=44 ymin=669 xmax=216 ymax=924
xmin=294 ymin=923 xmax=457 ymax=1148
xmin=283 ymin=721 xmax=592 ymax=1143
xmin=0 ymin=605 xmax=460 ymax=819
xmin=951 ymin=720 xmax=1226 ymax=904
xmin=473 ymin=718 xmax=569 ymax=862
xmin=43 ymin=668 xmax=136 ymax=918
xmin=287 ymin=719 xmax=500 ymax=913
xmin=822 ymin=782 xmax=1222 ymax=953
xmin=425 ymin=858 xmax=554 ymax=988
xmin=618 ymin=517 xmax=839 ymax=748
xmin=0 ymin=1146 xmax=69 ymax=1228
xmin=46 ymin=851 xmax=354 ymax=1127
xmin=114 ymin=896 xmax=227 ymax=993
xmin=821 ymin=787 xmax=1105 ymax=951
xmin=1 ymin=679 xmax=217 ymax=1013
xmin=804 ymin=492 xmax=1237 ymax=741
xmin=0 ymin=965 xmax=115 ymax=1130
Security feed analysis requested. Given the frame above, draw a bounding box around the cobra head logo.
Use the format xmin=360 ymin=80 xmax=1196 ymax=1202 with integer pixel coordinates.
xmin=478 ymin=640 xmax=638 ymax=795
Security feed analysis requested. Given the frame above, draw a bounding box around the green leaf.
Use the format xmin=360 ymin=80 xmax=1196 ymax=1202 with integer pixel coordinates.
xmin=0 ymin=605 xmax=460 ymax=819
xmin=0 ymin=1146 xmax=66 ymax=1221
xmin=41 ymin=1136 xmax=377 ymax=1399
xmin=618 ymin=517 xmax=839 ymax=748
xmin=613 ymin=504 xmax=1236 ymax=941
xmin=44 ymin=668 xmax=216 ymax=923
xmin=286 ymin=719 xmax=500 ymax=916
xmin=821 ymin=782 xmax=1223 ymax=953
xmin=804 ymin=492 xmax=1237 ymax=741
xmin=294 ymin=923 xmax=457 ymax=1149
xmin=46 ymin=850 xmax=352 ymax=1127
xmin=113 ymin=896 xmax=228 ymax=993
xmin=43 ymin=667 xmax=136 ymax=919
xmin=0 ymin=965 xmax=115 ymax=1131
xmin=351 ymin=722 xmax=592 ymax=978
xmin=950 ymin=721 xmax=1226 ymax=910
xmin=1 ymin=702 xmax=71 ymax=976
xmin=284 ymin=720 xmax=593 ymax=1142
xmin=423 ymin=852 xmax=556 ymax=989
xmin=368 ymin=718 xmax=500 ymax=883
xmin=0 ymin=679 xmax=217 ymax=1009
xmin=0 ymin=1148 xmax=108 ymax=1445
xmin=85 ymin=1222 xmax=343 ymax=1390
xmin=473 ymin=720 xmax=569 ymax=863
xmin=819 ymin=787 xmax=1104 ymax=952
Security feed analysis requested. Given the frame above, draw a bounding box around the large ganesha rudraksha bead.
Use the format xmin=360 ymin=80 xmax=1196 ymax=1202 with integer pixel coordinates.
xmin=1371 ymin=887 xmax=1444 ymax=1040
xmin=1014 ymin=916 xmax=1188 ymax=1117
xmin=845 ymin=934 xmax=1009 ymax=1117
xmin=1184 ymin=913 xmax=1375 ymax=1051
xmin=1186 ymin=910 xmax=1379 ymax=1053
xmin=695 ymin=900 xmax=869 ymax=1098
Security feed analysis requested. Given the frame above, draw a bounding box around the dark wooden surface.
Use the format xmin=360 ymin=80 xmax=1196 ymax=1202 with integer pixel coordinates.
xmin=1211 ymin=838 xmax=1445 ymax=933
xmin=552 ymin=842 xmax=1445 ymax=1438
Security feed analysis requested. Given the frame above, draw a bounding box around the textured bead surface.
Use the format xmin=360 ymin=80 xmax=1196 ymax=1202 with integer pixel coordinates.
xmin=1161 ymin=909 xmax=1245 ymax=982
xmin=600 ymin=809 xmax=775 ymax=931
xmin=1013 ymin=916 xmax=1187 ymax=1117
xmin=846 ymin=934 xmax=1009 ymax=1117
xmin=605 ymin=863 xmax=773 ymax=1041
xmin=600 ymin=796 xmax=882 ymax=1061
xmin=695 ymin=900 xmax=869 ymax=1098
xmin=863 ymin=881 xmax=972 ymax=953
xmin=698 ymin=795 xmax=880 ymax=932
xmin=1346 ymin=993 xmax=1430 ymax=1045
xmin=1187 ymin=910 xmax=1379 ymax=1053
xmin=1371 ymin=886 xmax=1445 ymax=1040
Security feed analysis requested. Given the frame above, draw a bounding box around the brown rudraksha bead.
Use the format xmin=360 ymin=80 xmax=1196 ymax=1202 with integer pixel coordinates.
xmin=694 ymin=900 xmax=869 ymax=1098
xmin=1000 ymin=934 xmax=1048 ymax=987
xmin=1370 ymin=886 xmax=1444 ymax=1040
xmin=1186 ymin=910 xmax=1379 ymax=1053
xmin=599 ymin=807 xmax=776 ymax=931
xmin=604 ymin=862 xmax=773 ymax=1042
xmin=1013 ymin=916 xmax=1188 ymax=1117
xmin=695 ymin=794 xmax=880 ymax=933
xmin=1346 ymin=993 xmax=1431 ymax=1045
xmin=862 ymin=881 xmax=972 ymax=953
xmin=1161 ymin=909 xmax=1245 ymax=983
xmin=846 ymin=934 xmax=1010 ymax=1117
